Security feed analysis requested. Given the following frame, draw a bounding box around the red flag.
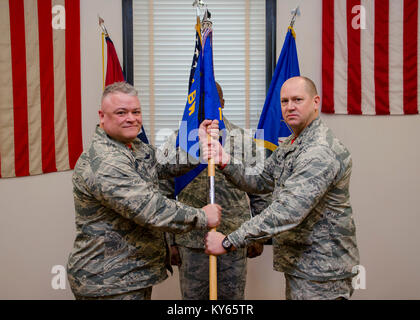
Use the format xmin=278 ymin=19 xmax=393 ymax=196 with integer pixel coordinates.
xmin=0 ymin=0 xmax=82 ymax=178
xmin=105 ymin=37 xmax=125 ymax=86
xmin=103 ymin=33 xmax=149 ymax=144
xmin=322 ymin=0 xmax=419 ymax=115
xmin=103 ymin=32 xmax=149 ymax=143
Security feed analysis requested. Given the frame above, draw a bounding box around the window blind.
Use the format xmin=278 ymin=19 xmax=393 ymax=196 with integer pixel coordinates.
xmin=133 ymin=0 xmax=265 ymax=146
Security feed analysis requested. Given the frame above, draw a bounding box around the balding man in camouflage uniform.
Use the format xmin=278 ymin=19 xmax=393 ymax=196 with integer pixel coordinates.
xmin=204 ymin=76 xmax=360 ymax=300
xmin=161 ymin=82 xmax=265 ymax=300
xmin=67 ymin=82 xmax=221 ymax=300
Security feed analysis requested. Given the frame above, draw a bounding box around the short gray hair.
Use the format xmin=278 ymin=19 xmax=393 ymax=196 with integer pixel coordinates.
xmin=102 ymin=82 xmax=138 ymax=102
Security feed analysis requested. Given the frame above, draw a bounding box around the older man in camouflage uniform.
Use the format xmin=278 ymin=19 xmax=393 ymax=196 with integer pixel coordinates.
xmin=161 ymin=82 xmax=267 ymax=300
xmin=204 ymin=76 xmax=360 ymax=300
xmin=67 ymin=82 xmax=222 ymax=300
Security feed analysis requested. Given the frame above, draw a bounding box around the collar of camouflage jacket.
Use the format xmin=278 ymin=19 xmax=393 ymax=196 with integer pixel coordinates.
xmin=282 ymin=117 xmax=322 ymax=147
xmin=95 ymin=125 xmax=148 ymax=155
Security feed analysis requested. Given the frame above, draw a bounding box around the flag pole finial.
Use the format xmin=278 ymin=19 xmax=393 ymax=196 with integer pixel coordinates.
xmin=192 ymin=0 xmax=205 ymax=8
xmin=193 ymin=0 xmax=207 ymax=18
xmin=289 ymin=6 xmax=301 ymax=28
xmin=98 ymin=15 xmax=109 ymax=36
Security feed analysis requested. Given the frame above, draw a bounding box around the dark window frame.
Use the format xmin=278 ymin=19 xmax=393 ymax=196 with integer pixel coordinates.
xmin=122 ymin=0 xmax=134 ymax=85
xmin=265 ymin=0 xmax=276 ymax=93
xmin=121 ymin=0 xmax=276 ymax=91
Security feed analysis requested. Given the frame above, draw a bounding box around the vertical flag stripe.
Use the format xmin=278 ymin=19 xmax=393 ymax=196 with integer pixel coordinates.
xmin=389 ymin=0 xmax=404 ymax=115
xmin=24 ymin=0 xmax=42 ymax=175
xmin=333 ymin=0 xmax=348 ymax=114
xmin=374 ymin=0 xmax=390 ymax=114
xmin=65 ymin=0 xmax=83 ymax=169
xmin=53 ymin=0 xmax=70 ymax=172
xmin=347 ymin=0 xmax=362 ymax=114
xmin=38 ymin=0 xmax=57 ymax=173
xmin=322 ymin=0 xmax=335 ymax=113
xmin=322 ymin=0 xmax=419 ymax=115
xmin=24 ymin=0 xmax=43 ymax=175
xmin=9 ymin=0 xmax=30 ymax=177
xmin=403 ymin=0 xmax=418 ymax=114
xmin=418 ymin=1 xmax=420 ymax=112
xmin=0 ymin=0 xmax=14 ymax=178
xmin=360 ymin=0 xmax=375 ymax=115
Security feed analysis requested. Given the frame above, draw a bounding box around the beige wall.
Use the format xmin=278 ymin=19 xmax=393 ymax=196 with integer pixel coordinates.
xmin=0 ymin=0 xmax=419 ymax=299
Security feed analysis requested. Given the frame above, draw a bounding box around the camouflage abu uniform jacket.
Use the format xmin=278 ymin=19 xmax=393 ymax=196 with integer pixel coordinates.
xmin=222 ymin=118 xmax=360 ymax=281
xmin=161 ymin=118 xmax=264 ymax=249
xmin=67 ymin=126 xmax=208 ymax=297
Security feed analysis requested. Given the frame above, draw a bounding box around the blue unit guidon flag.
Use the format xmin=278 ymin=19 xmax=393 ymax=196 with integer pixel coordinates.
xmin=175 ymin=18 xmax=225 ymax=196
xmin=255 ymin=27 xmax=300 ymax=151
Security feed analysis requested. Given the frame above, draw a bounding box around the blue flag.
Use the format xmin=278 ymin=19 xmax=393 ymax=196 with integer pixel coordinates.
xmin=176 ymin=18 xmax=203 ymax=161
xmin=202 ymin=28 xmax=225 ymax=131
xmin=137 ymin=126 xmax=149 ymax=144
xmin=174 ymin=20 xmax=225 ymax=196
xmin=255 ymin=27 xmax=300 ymax=151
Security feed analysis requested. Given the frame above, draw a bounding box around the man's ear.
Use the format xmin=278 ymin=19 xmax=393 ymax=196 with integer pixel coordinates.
xmin=98 ymin=109 xmax=105 ymax=127
xmin=313 ymin=95 xmax=321 ymax=112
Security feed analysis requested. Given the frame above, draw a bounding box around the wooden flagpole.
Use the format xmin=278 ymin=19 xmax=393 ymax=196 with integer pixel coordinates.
xmin=194 ymin=0 xmax=218 ymax=301
xmin=102 ymin=32 xmax=105 ymax=89
xmin=208 ymin=142 xmax=217 ymax=300
xmin=98 ymin=16 xmax=108 ymax=90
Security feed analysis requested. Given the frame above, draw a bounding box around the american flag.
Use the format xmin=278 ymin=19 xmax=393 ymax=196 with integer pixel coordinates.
xmin=0 ymin=0 xmax=82 ymax=178
xmin=322 ymin=0 xmax=419 ymax=115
